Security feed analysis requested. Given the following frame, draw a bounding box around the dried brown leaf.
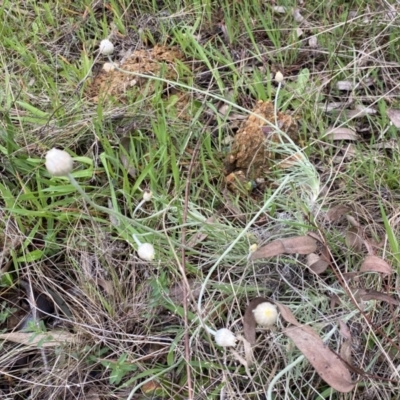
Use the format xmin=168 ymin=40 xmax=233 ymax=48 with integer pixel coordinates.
xmin=386 ymin=109 xmax=400 ymax=128
xmin=243 ymin=297 xmax=269 ymax=344
xmin=325 ymin=127 xmax=358 ymax=141
xmin=284 ymin=325 xmax=355 ymax=393
xmin=342 ymin=272 xmax=359 ymax=282
xmin=281 ymin=236 xmax=318 ymax=254
xmin=241 ymin=335 xmax=254 ymax=367
xmin=339 ymin=321 xmax=351 ymax=340
xmin=346 ymin=105 xmax=376 ymax=118
xmin=142 ymin=381 xmax=163 ymax=396
xmin=346 ymin=215 xmax=360 ymax=228
xmin=360 ymin=255 xmax=392 ymax=275
xmin=325 ymin=205 xmax=351 ymax=222
xmin=250 ymin=240 xmax=285 ymax=259
xmin=345 ymin=227 xmax=363 ymax=252
xmin=275 ymin=302 xmax=301 ymax=327
xmin=251 ymin=236 xmax=317 ymax=260
xmin=340 ymin=340 xmax=352 ymax=365
xmin=358 ymin=289 xmax=399 ymax=305
xmin=330 ymin=294 xmax=341 ymax=311
xmin=307 ymin=253 xmax=329 ymax=275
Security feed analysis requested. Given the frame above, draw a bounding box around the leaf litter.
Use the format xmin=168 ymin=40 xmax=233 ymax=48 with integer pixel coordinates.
xmin=276 ymin=303 xmax=355 ymax=393
xmin=250 ymin=235 xmax=317 ymax=260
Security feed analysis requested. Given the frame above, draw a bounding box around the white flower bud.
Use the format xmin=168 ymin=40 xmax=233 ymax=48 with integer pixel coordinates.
xmin=99 ymin=39 xmax=114 ymax=55
xmin=45 ymin=148 xmax=74 ymax=177
xmin=142 ymin=190 xmax=153 ymax=202
xmin=102 ymin=62 xmax=115 ymax=72
xmin=275 ymin=71 xmax=284 ymax=83
xmin=137 ymin=243 xmax=155 ymax=261
xmin=214 ymin=328 xmax=237 ymax=347
xmin=252 ymin=302 xmax=278 ymax=327
xmin=249 ymin=243 xmax=258 ymax=253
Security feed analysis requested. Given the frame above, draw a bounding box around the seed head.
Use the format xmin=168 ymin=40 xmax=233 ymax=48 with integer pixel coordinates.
xmin=45 ymin=148 xmax=74 ymax=177
xmin=252 ymin=302 xmax=278 ymax=327
xmin=214 ymin=328 xmax=237 ymax=347
xmin=275 ymin=71 xmax=284 ymax=83
xmin=99 ymin=39 xmax=114 ymax=55
xmin=137 ymin=243 xmax=155 ymax=261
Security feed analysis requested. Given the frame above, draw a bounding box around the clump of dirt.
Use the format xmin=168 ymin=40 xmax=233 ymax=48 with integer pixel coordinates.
xmin=224 ymin=100 xmax=298 ymax=193
xmin=88 ymin=45 xmax=184 ymax=103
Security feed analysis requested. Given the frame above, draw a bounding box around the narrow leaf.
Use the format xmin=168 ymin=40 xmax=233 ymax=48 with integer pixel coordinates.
xmin=325 ymin=127 xmax=358 ymax=141
xmin=284 ymin=325 xmax=355 ymax=393
xmin=243 ymin=297 xmax=269 ymax=344
xmin=386 ymin=109 xmax=400 ymax=128
xmin=251 ymin=236 xmax=317 ymax=260
xmin=360 ymin=255 xmax=392 ymax=275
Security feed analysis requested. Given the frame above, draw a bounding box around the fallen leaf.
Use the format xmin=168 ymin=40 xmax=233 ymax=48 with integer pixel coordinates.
xmin=386 ymin=109 xmax=400 ymax=128
xmin=339 ymin=321 xmax=351 ymax=340
xmin=357 ymin=289 xmax=399 ymax=305
xmin=142 ymin=380 xmax=163 ymax=396
xmin=325 ymin=205 xmax=351 ymax=222
xmin=342 ymin=272 xmax=360 ymax=282
xmin=250 ymin=240 xmax=284 ymax=259
xmin=307 ymin=253 xmax=329 ymax=274
xmin=346 ymin=105 xmax=376 ymax=118
xmin=251 ymin=236 xmax=317 ymax=260
xmin=330 ymin=294 xmax=341 ymax=311
xmin=346 ymin=215 xmax=360 ymax=228
xmin=340 ymin=340 xmax=352 ymax=365
xmin=284 ymin=325 xmax=355 ymax=393
xmin=243 ymin=297 xmax=269 ymax=344
xmin=360 ymin=255 xmax=392 ymax=275
xmin=319 ymin=102 xmax=349 ymax=112
xmin=275 ymin=303 xmax=301 ymax=327
xmin=345 ymin=227 xmax=363 ymax=252
xmin=237 ymin=334 xmax=254 ymax=367
xmin=325 ymin=127 xmax=358 ymax=141
xmin=276 ymin=303 xmax=355 ymax=392
xmin=281 ymin=236 xmax=318 ymax=254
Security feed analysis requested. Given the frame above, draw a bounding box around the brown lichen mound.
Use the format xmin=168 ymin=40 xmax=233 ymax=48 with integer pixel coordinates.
xmin=88 ymin=45 xmax=184 ymax=103
xmin=224 ymin=100 xmax=298 ymax=193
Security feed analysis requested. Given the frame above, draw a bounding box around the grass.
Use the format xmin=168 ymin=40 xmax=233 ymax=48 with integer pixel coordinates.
xmin=1 ymin=0 xmax=400 ymax=398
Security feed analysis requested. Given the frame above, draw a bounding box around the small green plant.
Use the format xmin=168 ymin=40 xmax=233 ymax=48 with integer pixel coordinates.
xmin=101 ymin=353 xmax=138 ymax=385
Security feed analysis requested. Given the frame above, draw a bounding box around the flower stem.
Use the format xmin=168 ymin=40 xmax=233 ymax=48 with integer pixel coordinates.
xmin=274 ymin=81 xmax=282 ymax=127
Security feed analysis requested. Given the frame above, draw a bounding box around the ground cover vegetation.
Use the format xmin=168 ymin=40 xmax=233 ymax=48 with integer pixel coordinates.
xmin=1 ymin=0 xmax=400 ymax=399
